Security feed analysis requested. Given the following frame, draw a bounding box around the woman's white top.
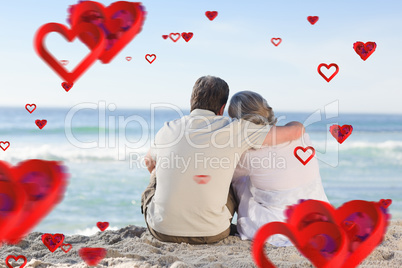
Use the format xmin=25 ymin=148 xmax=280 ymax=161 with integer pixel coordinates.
xmin=232 ymin=133 xmax=329 ymax=246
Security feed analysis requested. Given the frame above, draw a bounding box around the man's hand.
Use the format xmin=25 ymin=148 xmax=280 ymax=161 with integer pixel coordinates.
xmin=145 ymin=149 xmax=156 ymax=173
xmin=263 ymin=121 xmax=304 ymax=146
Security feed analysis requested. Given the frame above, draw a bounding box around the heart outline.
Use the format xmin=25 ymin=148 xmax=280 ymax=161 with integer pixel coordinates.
xmin=294 ymin=146 xmax=315 ymax=165
xmin=5 ymin=255 xmax=28 ymax=268
xmin=317 ymin=63 xmax=339 ymax=82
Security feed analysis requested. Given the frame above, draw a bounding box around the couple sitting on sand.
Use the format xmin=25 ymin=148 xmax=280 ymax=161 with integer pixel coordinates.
xmin=141 ymin=76 xmax=328 ymax=245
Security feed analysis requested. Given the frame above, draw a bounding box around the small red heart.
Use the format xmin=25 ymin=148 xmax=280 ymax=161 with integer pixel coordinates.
xmin=169 ymin=33 xmax=180 ymax=42
xmin=25 ymin=104 xmax=36 ymax=114
xmin=205 ymin=11 xmax=218 ymax=21
xmin=97 ymin=221 xmax=109 ymax=231
xmin=193 ymin=175 xmax=211 ymax=185
xmin=294 ymin=146 xmax=315 ymax=165
xmin=79 ymin=247 xmax=107 ymax=266
xmin=35 ymin=120 xmax=47 ymax=130
xmin=126 ymin=56 xmax=132 ymax=61
xmin=145 ymin=54 xmax=156 ymax=64
xmin=61 ymin=243 xmax=72 ymax=253
xmin=181 ymin=32 xmax=193 ymax=42
xmin=62 ymin=82 xmax=74 ymax=92
xmin=353 ymin=41 xmax=377 ymax=61
xmin=329 ymin=125 xmax=353 ymax=144
xmin=42 ymin=233 xmax=65 ymax=252
xmin=271 ymin=38 xmax=281 ymax=46
xmin=162 ymin=35 xmax=168 ymax=39
xmin=60 ymin=60 xmax=69 ymax=65
xmin=379 ymin=199 xmax=392 ymax=209
xmin=5 ymin=255 xmax=27 ymax=268
xmin=317 ymin=63 xmax=339 ymax=82
xmin=0 ymin=141 xmax=10 ymax=151
xmin=307 ymin=16 xmax=319 ymax=25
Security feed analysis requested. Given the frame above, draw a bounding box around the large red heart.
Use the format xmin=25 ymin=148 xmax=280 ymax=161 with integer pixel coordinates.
xmin=329 ymin=125 xmax=353 ymax=144
xmin=286 ymin=200 xmax=389 ymax=268
xmin=205 ymin=11 xmax=218 ymax=21
xmin=353 ymin=41 xmax=376 ymax=61
xmin=307 ymin=16 xmax=319 ymax=25
xmin=317 ymin=63 xmax=339 ymax=82
xmin=69 ymin=1 xmax=146 ymax=64
xmin=42 ymin=233 xmax=65 ymax=252
xmin=1 ymin=160 xmax=68 ymax=244
xmin=34 ymin=22 xmax=105 ymax=84
xmin=252 ymin=221 xmax=349 ymax=268
xmin=293 ymin=146 xmax=315 ymax=165
xmin=97 ymin=221 xmax=109 ymax=231
xmin=271 ymin=38 xmax=281 ymax=46
xmin=79 ymin=247 xmax=107 ymax=266
xmin=5 ymin=255 xmax=27 ymax=268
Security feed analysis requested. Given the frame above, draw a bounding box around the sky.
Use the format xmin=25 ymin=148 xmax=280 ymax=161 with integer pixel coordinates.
xmin=0 ymin=0 xmax=401 ymax=114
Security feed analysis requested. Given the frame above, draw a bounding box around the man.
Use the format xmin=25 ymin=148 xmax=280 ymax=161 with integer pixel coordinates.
xmin=141 ymin=75 xmax=304 ymax=244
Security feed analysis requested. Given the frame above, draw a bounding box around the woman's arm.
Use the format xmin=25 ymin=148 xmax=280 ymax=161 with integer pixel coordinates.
xmin=262 ymin=121 xmax=304 ymax=146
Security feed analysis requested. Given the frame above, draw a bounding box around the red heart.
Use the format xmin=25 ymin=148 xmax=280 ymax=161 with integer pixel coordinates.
xmin=62 ymin=82 xmax=74 ymax=92
xmin=353 ymin=41 xmax=377 ymax=61
xmin=25 ymin=104 xmax=36 ymax=113
xmin=42 ymin=233 xmax=65 ymax=252
xmin=145 ymin=54 xmax=156 ymax=64
xmin=307 ymin=16 xmax=319 ymax=25
xmin=70 ymin=1 xmax=146 ymax=64
xmin=61 ymin=243 xmax=72 ymax=253
xmin=252 ymin=221 xmax=349 ymax=268
xmin=379 ymin=199 xmax=392 ymax=209
xmin=5 ymin=255 xmax=27 ymax=268
xmin=205 ymin=11 xmax=218 ymax=21
xmin=181 ymin=32 xmax=193 ymax=42
xmin=34 ymin=22 xmax=105 ymax=84
xmin=162 ymin=35 xmax=168 ymax=39
xmin=35 ymin=120 xmax=47 ymax=130
xmin=293 ymin=146 xmax=315 ymax=165
xmin=286 ymin=200 xmax=389 ymax=268
xmin=79 ymin=247 xmax=107 ymax=266
xmin=2 ymin=160 xmax=68 ymax=244
xmin=317 ymin=63 xmax=339 ymax=82
xmin=97 ymin=221 xmax=109 ymax=231
xmin=193 ymin=175 xmax=211 ymax=185
xmin=0 ymin=141 xmax=10 ymax=151
xmin=329 ymin=125 xmax=353 ymax=144
xmin=271 ymin=38 xmax=281 ymax=46
xmin=169 ymin=33 xmax=180 ymax=42
xmin=126 ymin=56 xmax=132 ymax=61
xmin=60 ymin=60 xmax=69 ymax=66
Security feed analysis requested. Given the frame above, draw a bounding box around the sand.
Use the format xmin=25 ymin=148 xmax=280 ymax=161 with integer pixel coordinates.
xmin=0 ymin=220 xmax=401 ymax=268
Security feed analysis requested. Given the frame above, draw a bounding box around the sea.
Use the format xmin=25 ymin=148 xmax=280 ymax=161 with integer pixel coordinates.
xmin=0 ymin=106 xmax=401 ymax=236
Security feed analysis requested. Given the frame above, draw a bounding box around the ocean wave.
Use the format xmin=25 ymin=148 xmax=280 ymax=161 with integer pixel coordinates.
xmin=0 ymin=144 xmax=149 ymax=163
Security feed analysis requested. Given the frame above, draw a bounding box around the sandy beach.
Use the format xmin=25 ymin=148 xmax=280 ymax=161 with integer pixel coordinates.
xmin=0 ymin=220 xmax=401 ymax=268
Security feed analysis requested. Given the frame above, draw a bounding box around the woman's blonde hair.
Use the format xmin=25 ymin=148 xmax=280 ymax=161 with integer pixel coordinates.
xmin=228 ymin=91 xmax=277 ymax=125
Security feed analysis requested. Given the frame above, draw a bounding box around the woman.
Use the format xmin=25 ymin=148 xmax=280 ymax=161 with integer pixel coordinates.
xmin=228 ymin=91 xmax=329 ymax=246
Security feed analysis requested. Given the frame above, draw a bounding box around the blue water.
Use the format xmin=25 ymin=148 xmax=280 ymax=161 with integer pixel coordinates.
xmin=0 ymin=107 xmax=401 ymax=235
